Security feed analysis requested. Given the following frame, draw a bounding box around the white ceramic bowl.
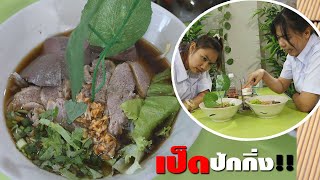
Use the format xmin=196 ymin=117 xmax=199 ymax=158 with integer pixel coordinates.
xmin=0 ymin=0 xmax=201 ymax=180
xmin=245 ymin=95 xmax=289 ymax=118
xmin=199 ymin=98 xmax=242 ymax=122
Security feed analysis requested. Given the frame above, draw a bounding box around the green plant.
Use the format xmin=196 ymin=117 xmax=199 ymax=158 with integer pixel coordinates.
xmin=206 ymin=5 xmax=234 ymax=91
xmin=182 ymin=5 xmax=234 ymax=91
xmin=254 ymin=3 xmax=296 ymax=97
xmin=182 ymin=14 xmax=210 ymax=42
xmin=203 ymin=74 xmax=230 ymax=108
xmin=208 ymin=5 xmax=234 ymax=66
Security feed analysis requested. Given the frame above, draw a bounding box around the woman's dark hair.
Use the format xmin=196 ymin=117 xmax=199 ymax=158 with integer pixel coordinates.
xmin=179 ymin=34 xmax=224 ymax=70
xmin=270 ymin=8 xmax=313 ymax=44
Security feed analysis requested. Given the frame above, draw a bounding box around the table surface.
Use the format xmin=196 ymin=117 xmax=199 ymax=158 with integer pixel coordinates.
xmin=192 ymin=88 xmax=307 ymax=139
xmin=0 ymin=1 xmax=296 ymax=180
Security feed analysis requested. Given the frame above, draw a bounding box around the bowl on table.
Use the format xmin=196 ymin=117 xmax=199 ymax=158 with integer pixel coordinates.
xmin=199 ymin=98 xmax=242 ymax=122
xmin=245 ymin=95 xmax=289 ymax=118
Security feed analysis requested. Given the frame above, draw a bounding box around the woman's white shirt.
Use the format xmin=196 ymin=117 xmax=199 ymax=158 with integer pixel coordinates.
xmin=173 ymin=52 xmax=212 ymax=101
xmin=280 ymin=33 xmax=320 ymax=95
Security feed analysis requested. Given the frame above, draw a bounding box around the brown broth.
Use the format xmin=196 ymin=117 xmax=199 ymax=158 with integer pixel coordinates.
xmin=135 ymin=40 xmax=170 ymax=75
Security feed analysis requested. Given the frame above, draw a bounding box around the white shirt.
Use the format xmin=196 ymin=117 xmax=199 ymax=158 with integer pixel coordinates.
xmin=174 ymin=51 xmax=212 ymax=101
xmin=280 ymin=33 xmax=320 ymax=95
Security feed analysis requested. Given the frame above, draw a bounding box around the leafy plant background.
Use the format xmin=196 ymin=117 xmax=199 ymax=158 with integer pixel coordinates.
xmin=254 ymin=3 xmax=296 ymax=97
xmin=182 ymin=5 xmax=233 ymax=91
xmin=181 ymin=2 xmax=296 ymax=96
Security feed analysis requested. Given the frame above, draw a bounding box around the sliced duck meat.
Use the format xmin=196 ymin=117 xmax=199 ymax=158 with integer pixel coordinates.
xmin=43 ymin=36 xmax=68 ymax=78
xmin=47 ymin=99 xmax=77 ymax=131
xmin=108 ymin=92 xmax=136 ymax=136
xmin=21 ymin=102 xmax=44 ymax=111
xmin=129 ymin=61 xmax=151 ymax=98
xmin=107 ymin=63 xmax=136 ymax=136
xmin=109 ymin=45 xmax=138 ymax=62
xmin=40 ymin=80 xmax=71 ymax=106
xmin=62 ymin=80 xmax=71 ymax=100
xmin=40 ymin=86 xmax=63 ymax=106
xmin=41 ymin=37 xmax=98 ymax=82
xmin=46 ymin=99 xmax=66 ymax=122
xmin=20 ymin=54 xmax=63 ymax=86
xmin=43 ymin=37 xmax=98 ymax=63
xmin=92 ymin=59 xmax=116 ymax=104
xmin=84 ymin=65 xmax=92 ymax=84
xmin=43 ymin=36 xmax=69 ymax=56
xmin=9 ymin=72 xmax=29 ymax=88
xmin=8 ymin=86 xmax=42 ymax=110
xmin=80 ymin=84 xmax=92 ymax=99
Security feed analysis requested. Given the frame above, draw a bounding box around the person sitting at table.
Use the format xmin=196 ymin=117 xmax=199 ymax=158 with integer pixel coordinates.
xmin=174 ymin=34 xmax=223 ymax=112
xmin=245 ymin=8 xmax=320 ymax=112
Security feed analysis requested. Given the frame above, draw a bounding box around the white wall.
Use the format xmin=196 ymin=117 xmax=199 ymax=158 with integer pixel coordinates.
xmin=224 ymin=1 xmax=261 ymax=81
xmin=203 ymin=1 xmax=262 ymax=88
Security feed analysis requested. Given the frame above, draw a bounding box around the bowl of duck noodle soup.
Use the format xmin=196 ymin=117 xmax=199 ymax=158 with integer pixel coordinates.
xmin=245 ymin=95 xmax=289 ymax=118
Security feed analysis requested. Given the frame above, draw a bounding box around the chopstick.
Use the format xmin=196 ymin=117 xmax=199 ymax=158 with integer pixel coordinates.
xmin=240 ymin=79 xmax=245 ymax=110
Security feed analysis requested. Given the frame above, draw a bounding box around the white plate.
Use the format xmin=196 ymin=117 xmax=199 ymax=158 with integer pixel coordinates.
xmin=0 ymin=0 xmax=201 ymax=179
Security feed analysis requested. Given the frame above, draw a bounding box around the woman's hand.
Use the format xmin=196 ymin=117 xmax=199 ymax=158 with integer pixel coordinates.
xmin=244 ymin=69 xmax=265 ymax=87
xmin=183 ymin=99 xmax=196 ymax=112
xmin=183 ymin=100 xmax=192 ymax=111
xmin=183 ymin=90 xmax=209 ymax=112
